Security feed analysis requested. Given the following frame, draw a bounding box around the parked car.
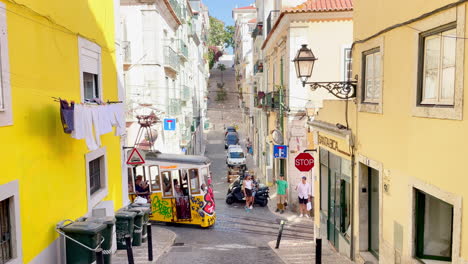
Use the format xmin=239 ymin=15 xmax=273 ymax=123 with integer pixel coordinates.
xmin=226 ymin=145 xmax=246 ymax=168
xmin=225 ymin=132 xmax=239 ymax=149
xmin=225 ymin=126 xmax=237 ymax=136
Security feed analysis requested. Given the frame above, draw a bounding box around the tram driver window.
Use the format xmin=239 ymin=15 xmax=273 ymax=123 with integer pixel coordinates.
xmin=189 ymin=169 xmax=200 ymax=194
xmin=162 ymin=171 xmax=172 ymax=197
xmin=149 ymin=166 xmax=161 ymax=191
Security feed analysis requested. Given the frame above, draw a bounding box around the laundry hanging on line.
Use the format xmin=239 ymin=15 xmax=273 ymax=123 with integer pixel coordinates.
xmin=57 ymin=100 xmax=125 ymax=151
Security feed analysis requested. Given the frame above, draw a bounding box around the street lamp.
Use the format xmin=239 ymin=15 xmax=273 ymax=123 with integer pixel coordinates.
xmin=293 ymin=44 xmax=357 ymax=99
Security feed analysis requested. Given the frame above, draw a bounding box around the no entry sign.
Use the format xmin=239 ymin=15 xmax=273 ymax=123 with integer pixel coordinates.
xmin=295 ymin=153 xmax=315 ymax=172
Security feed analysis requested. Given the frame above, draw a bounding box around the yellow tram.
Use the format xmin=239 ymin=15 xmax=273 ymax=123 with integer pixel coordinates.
xmin=127 ymin=150 xmax=216 ymax=227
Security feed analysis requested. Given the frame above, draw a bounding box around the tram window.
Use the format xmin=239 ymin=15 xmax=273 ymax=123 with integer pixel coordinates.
xmin=179 ymin=170 xmax=189 ymax=196
xmin=189 ymin=169 xmax=200 ymax=194
xmin=162 ymin=171 xmax=172 ymax=197
xmin=127 ymin=168 xmax=135 ymax=194
xmin=135 ymin=166 xmax=145 ymax=178
xmin=149 ymin=166 xmax=161 ymax=191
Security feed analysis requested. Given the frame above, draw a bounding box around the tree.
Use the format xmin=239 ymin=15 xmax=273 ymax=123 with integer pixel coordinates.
xmin=217 ymin=63 xmax=226 ymax=82
xmin=207 ymin=17 xmax=235 ymax=69
xmin=224 ymin=26 xmax=235 ymax=49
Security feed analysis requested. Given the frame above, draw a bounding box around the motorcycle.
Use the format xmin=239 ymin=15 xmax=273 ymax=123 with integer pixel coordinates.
xmin=225 ymin=178 xmax=269 ymax=207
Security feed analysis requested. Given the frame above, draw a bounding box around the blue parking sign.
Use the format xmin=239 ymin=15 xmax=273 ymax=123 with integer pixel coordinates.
xmin=273 ymin=145 xmax=288 ymax=159
xmin=164 ymin=119 xmax=176 ymax=131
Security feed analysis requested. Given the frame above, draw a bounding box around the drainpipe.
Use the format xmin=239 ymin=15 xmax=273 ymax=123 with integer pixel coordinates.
xmin=350 ymin=134 xmax=356 ymax=261
xmin=279 ymin=58 xmax=284 ymax=177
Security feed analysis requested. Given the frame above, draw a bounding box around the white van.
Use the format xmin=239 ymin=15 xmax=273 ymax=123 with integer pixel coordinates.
xmin=226 ymin=145 xmax=246 ymax=168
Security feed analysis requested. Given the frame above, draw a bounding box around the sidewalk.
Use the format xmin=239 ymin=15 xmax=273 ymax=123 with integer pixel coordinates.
xmin=268 ymin=240 xmax=354 ymax=264
xmin=113 ymin=225 xmax=176 ymax=263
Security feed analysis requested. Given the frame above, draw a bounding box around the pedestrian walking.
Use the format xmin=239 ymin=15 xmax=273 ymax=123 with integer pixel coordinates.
xmin=274 ymin=175 xmax=288 ymax=214
xmin=243 ymin=174 xmax=254 ymax=211
xmin=246 ymin=138 xmax=252 ymax=155
xmin=296 ymin=176 xmax=311 ymax=218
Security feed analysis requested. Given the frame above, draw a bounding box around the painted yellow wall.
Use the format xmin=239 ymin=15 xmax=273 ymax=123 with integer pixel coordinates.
xmin=0 ymin=0 xmax=122 ymax=262
xmin=354 ymin=1 xmax=468 ymax=261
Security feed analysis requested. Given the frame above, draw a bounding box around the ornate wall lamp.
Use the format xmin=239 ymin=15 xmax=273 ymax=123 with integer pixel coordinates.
xmin=293 ymin=44 xmax=357 ymax=99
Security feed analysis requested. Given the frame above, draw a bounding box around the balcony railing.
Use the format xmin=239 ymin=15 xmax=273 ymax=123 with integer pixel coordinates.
xmin=168 ymin=0 xmax=183 ymax=19
xmin=264 ymin=91 xmax=280 ymax=110
xmin=251 ymin=22 xmax=263 ymax=38
xmin=168 ymin=98 xmax=181 ymax=115
xmin=178 ymin=39 xmax=188 ymax=59
xmin=266 ymin=10 xmax=280 ymax=36
xmin=123 ymin=41 xmax=131 ymax=64
xmin=164 ymin=46 xmax=179 ymax=71
xmin=181 ymin=85 xmax=191 ymax=101
xmin=254 ymin=60 xmax=263 ymax=75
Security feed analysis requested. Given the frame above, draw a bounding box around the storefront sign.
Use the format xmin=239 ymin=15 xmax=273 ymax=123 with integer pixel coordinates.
xmin=318 ymin=133 xmax=350 ymax=156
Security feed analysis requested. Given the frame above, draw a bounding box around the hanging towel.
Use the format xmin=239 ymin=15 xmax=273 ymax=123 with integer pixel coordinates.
xmin=97 ymin=104 xmax=113 ymax=135
xmin=90 ymin=106 xmax=101 ymax=148
xmin=109 ymin=103 xmax=125 ymax=136
xmin=72 ymin=104 xmax=99 ymax=150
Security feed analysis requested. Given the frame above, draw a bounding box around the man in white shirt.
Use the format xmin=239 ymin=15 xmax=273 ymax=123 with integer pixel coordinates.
xmin=295 ymin=176 xmax=311 ymax=218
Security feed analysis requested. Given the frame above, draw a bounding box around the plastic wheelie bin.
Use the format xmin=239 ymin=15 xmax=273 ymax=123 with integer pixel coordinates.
xmin=86 ymin=216 xmax=116 ymax=264
xmin=61 ymin=221 xmax=106 ymax=264
xmin=129 ymin=205 xmax=151 ymax=242
xmin=125 ymin=207 xmax=145 ymax=246
xmin=115 ymin=209 xmax=137 ymax=250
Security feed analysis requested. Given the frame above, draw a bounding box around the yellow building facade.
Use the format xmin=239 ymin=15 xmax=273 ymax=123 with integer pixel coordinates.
xmin=311 ymin=0 xmax=468 ymax=263
xmin=0 ymin=0 xmax=124 ymax=263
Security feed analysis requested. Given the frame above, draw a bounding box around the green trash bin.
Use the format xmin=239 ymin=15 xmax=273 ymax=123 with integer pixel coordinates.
xmin=115 ymin=210 xmax=137 ymax=250
xmin=130 ymin=205 xmax=151 ymax=242
xmin=86 ymin=216 xmax=115 ymax=264
xmin=126 ymin=207 xmax=144 ymax=246
xmin=61 ymin=221 xmax=105 ymax=264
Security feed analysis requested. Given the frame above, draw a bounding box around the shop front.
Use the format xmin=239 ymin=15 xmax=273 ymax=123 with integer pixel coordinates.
xmin=313 ymin=124 xmax=353 ymax=259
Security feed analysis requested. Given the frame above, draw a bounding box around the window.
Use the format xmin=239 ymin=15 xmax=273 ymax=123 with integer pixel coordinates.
xmin=142 ymin=11 xmax=157 ymax=63
xmin=162 ymin=171 xmax=173 ymax=197
xmin=79 ymin=37 xmax=102 ymax=102
xmin=0 ymin=199 xmax=12 ymax=263
xmin=0 ymin=2 xmax=12 ymax=127
xmin=127 ymin=168 xmax=135 ymax=194
xmin=189 ymin=169 xmax=200 ymax=194
xmin=418 ymin=23 xmax=456 ymax=106
xmin=149 ymin=166 xmax=161 ymax=191
xmin=415 ymin=189 xmax=453 ymax=261
xmin=362 ymin=48 xmax=381 ymax=103
xmin=343 ymin=48 xmax=352 ymax=81
xmin=85 ymin=147 xmax=108 ymax=211
xmin=83 ymin=72 xmax=99 ymax=101
xmin=0 ymin=180 xmax=22 ymax=264
xmin=89 ymin=157 xmax=102 ymax=195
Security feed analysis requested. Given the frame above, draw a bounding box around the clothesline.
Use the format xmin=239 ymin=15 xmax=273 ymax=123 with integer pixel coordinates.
xmin=57 ymin=97 xmax=126 ymax=151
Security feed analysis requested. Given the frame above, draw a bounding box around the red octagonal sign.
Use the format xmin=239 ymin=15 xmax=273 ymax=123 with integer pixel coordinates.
xmin=295 ymin=153 xmax=315 ymax=172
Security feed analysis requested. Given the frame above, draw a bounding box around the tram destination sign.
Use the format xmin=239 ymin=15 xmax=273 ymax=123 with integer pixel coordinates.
xmin=295 ymin=152 xmax=314 ymax=172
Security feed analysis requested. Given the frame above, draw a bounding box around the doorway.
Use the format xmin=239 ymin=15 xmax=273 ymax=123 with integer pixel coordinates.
xmin=368 ymin=167 xmax=380 ymax=257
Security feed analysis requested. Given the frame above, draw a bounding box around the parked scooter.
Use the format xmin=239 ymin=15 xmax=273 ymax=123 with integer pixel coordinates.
xmin=225 ymin=178 xmax=269 ymax=207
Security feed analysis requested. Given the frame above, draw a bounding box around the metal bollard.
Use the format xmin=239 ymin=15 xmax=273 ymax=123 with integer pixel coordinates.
xmin=125 ymin=235 xmax=135 ymax=264
xmin=95 ymin=248 xmax=104 ymax=264
xmin=316 ymin=238 xmax=322 ymax=264
xmin=147 ymin=223 xmax=153 ymax=261
xmin=275 ymin=220 xmax=286 ymax=249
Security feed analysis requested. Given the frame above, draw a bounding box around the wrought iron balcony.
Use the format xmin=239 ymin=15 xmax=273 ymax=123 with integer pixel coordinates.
xmin=180 ymin=85 xmax=191 ymax=101
xmin=168 ymin=98 xmax=181 ymax=116
xmin=254 ymin=60 xmax=263 ymax=75
xmin=164 ymin=46 xmax=179 ymax=72
xmin=168 ymin=0 xmax=183 ymax=19
xmin=251 ymin=22 xmax=263 ymax=38
xmin=178 ymin=39 xmax=188 ymax=59
xmin=266 ymin=10 xmax=280 ymax=36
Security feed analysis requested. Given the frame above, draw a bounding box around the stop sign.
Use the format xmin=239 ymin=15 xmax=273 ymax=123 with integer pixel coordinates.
xmin=295 ymin=153 xmax=315 ymax=172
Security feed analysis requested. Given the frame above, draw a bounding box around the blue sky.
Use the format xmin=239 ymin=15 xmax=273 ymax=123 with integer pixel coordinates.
xmin=203 ymin=0 xmax=254 ymax=26
xmin=203 ymin=0 xmax=254 ymax=54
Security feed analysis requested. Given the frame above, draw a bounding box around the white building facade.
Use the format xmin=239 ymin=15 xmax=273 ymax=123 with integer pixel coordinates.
xmin=121 ymin=0 xmax=210 ymax=155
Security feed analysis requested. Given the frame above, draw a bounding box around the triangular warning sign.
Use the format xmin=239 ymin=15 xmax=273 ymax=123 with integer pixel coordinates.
xmin=126 ymin=148 xmax=145 ymax=165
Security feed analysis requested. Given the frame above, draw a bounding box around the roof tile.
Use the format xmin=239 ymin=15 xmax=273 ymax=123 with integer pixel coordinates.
xmin=285 ymin=0 xmax=353 ymax=12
